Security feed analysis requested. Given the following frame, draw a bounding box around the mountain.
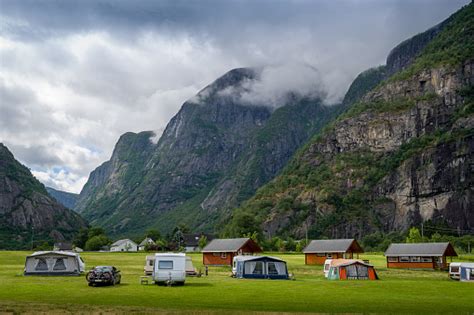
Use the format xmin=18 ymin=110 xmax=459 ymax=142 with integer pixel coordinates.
xmin=225 ymin=3 xmax=474 ymax=239
xmin=46 ymin=187 xmax=79 ymax=210
xmin=75 ymin=67 xmax=342 ymax=237
xmin=0 ymin=144 xmax=87 ymax=249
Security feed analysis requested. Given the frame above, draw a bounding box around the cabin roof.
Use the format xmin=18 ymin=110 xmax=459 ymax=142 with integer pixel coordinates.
xmin=53 ymin=242 xmax=73 ymax=250
xmin=183 ymin=233 xmax=214 ymax=247
xmin=202 ymin=238 xmax=262 ymax=253
xmin=139 ymin=237 xmax=155 ymax=246
xmin=384 ymin=242 xmax=458 ymax=257
xmin=303 ymin=239 xmax=364 ymax=254
xmin=111 ymin=239 xmax=137 ymax=247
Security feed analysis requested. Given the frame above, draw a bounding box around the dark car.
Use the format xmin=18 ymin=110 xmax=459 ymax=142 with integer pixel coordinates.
xmin=86 ymin=266 xmax=121 ymax=286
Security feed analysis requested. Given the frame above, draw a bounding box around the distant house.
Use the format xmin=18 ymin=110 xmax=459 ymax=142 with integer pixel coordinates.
xmin=138 ymin=237 xmax=155 ymax=251
xmin=110 ymin=239 xmax=138 ymax=252
xmin=384 ymin=242 xmax=457 ymax=270
xmin=303 ymin=239 xmax=364 ymax=265
xmin=53 ymin=242 xmax=73 ymax=251
xmin=202 ymin=238 xmax=262 ymax=266
xmin=183 ymin=233 xmax=214 ymax=252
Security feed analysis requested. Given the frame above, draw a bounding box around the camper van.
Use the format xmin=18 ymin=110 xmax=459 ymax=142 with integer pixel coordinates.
xmin=449 ymin=262 xmax=474 ymax=281
xmin=152 ymin=253 xmax=186 ymax=285
xmin=323 ymin=259 xmax=332 ymax=278
xmin=145 ymin=255 xmax=198 ymax=276
xmin=24 ymin=251 xmax=85 ymax=276
xmin=449 ymin=262 xmax=462 ymax=280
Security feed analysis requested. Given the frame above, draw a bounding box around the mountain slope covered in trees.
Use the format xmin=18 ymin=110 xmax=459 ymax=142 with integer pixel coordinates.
xmin=225 ymin=3 xmax=474 ymax=240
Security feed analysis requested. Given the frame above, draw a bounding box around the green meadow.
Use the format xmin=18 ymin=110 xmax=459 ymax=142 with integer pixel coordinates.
xmin=0 ymin=251 xmax=473 ymax=314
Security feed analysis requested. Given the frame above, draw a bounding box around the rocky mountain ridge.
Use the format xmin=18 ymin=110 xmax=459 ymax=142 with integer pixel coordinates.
xmin=76 ymin=67 xmax=341 ymax=237
xmin=0 ymin=144 xmax=87 ymax=249
xmin=225 ymin=3 xmax=473 ymax=239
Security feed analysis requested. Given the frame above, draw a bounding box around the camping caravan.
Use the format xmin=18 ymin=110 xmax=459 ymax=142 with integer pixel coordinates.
xmin=144 ymin=255 xmax=155 ymax=275
xmin=232 ymin=256 xmax=289 ymax=279
xmin=24 ymin=251 xmax=85 ymax=276
xmin=326 ymin=259 xmax=378 ymax=280
xmin=323 ymin=259 xmax=332 ymax=278
xmin=449 ymin=262 xmax=462 ymax=280
xmin=152 ymin=253 xmax=186 ymax=285
xmin=459 ymin=263 xmax=474 ymax=282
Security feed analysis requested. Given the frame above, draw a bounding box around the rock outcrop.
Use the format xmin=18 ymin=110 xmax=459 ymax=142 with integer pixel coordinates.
xmin=0 ymin=144 xmax=87 ymax=249
xmin=227 ymin=3 xmax=473 ymax=239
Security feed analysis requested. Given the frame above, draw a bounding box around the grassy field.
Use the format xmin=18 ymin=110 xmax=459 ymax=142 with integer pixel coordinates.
xmin=0 ymin=251 xmax=473 ymax=314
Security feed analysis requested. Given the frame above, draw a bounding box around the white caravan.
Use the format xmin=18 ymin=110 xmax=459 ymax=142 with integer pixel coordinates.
xmin=323 ymin=259 xmax=332 ymax=278
xmin=449 ymin=262 xmax=462 ymax=280
xmin=152 ymin=253 xmax=186 ymax=285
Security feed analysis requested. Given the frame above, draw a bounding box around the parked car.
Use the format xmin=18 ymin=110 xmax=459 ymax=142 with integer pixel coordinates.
xmin=86 ymin=266 xmax=121 ymax=286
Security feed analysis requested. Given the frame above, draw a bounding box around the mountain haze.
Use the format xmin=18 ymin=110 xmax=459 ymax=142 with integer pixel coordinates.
xmin=226 ymin=3 xmax=474 ymax=239
xmin=76 ymin=67 xmax=340 ymax=237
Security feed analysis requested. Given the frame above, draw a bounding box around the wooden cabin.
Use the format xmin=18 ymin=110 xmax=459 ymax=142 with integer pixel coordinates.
xmin=303 ymin=239 xmax=364 ymax=265
xmin=384 ymin=242 xmax=457 ymax=270
xmin=202 ymin=238 xmax=262 ymax=266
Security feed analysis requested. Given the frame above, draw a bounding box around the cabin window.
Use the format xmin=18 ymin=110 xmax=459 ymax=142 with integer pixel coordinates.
xmin=399 ymin=257 xmax=410 ymax=262
xmin=316 ymin=253 xmax=325 ymax=257
xmin=221 ymin=253 xmax=227 ymax=259
xmin=410 ymin=257 xmax=421 ymax=262
xmin=387 ymin=257 xmax=398 ymax=262
xmin=158 ymin=260 xmax=173 ymax=269
xmin=326 ymin=254 xmax=333 ymax=259
xmin=35 ymin=258 xmax=48 ymax=271
xmin=53 ymin=258 xmax=67 ymax=271
xmin=435 ymin=257 xmax=443 ymax=263
xmin=421 ymin=257 xmax=432 ymax=262
xmin=213 ymin=253 xmax=220 ymax=257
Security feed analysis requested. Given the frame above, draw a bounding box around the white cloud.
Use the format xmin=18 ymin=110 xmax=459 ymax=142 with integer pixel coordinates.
xmin=0 ymin=0 xmax=468 ymax=193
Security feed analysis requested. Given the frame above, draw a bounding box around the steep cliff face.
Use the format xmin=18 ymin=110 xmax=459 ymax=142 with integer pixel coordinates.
xmin=0 ymin=144 xmax=87 ymax=249
xmin=76 ymin=67 xmax=339 ymax=236
xmin=227 ymin=3 xmax=473 ymax=239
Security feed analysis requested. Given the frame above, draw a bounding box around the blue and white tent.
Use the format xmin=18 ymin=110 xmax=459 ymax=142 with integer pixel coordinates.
xmin=460 ymin=263 xmax=474 ymax=282
xmin=233 ymin=255 xmax=288 ymax=279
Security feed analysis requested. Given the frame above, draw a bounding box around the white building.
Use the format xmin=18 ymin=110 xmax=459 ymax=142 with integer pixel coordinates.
xmin=138 ymin=237 xmax=155 ymax=251
xmin=110 ymin=239 xmax=138 ymax=252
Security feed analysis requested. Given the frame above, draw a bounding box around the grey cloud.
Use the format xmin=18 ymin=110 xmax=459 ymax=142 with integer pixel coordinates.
xmin=0 ymin=0 xmax=469 ymax=192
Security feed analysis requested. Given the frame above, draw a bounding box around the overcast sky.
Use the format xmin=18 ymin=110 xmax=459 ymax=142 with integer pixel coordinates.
xmin=0 ymin=0 xmax=469 ymax=193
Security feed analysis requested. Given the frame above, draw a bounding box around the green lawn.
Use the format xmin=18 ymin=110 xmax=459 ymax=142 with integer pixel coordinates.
xmin=0 ymin=251 xmax=473 ymax=314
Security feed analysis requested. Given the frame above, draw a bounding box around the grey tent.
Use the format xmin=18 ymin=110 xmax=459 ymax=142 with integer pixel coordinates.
xmin=24 ymin=251 xmax=85 ymax=276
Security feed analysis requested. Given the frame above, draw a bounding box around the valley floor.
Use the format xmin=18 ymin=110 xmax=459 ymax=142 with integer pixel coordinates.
xmin=0 ymin=251 xmax=473 ymax=314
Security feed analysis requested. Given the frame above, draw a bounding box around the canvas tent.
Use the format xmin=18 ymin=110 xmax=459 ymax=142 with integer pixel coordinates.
xmin=233 ymin=256 xmax=289 ymax=279
xmin=303 ymin=239 xmax=364 ymax=265
xmin=327 ymin=259 xmax=378 ymax=280
xmin=460 ymin=263 xmax=474 ymax=282
xmin=384 ymin=242 xmax=457 ymax=269
xmin=24 ymin=251 xmax=85 ymax=276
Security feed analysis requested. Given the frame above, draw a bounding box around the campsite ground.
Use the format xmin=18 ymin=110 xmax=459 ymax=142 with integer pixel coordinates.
xmin=0 ymin=251 xmax=473 ymax=314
